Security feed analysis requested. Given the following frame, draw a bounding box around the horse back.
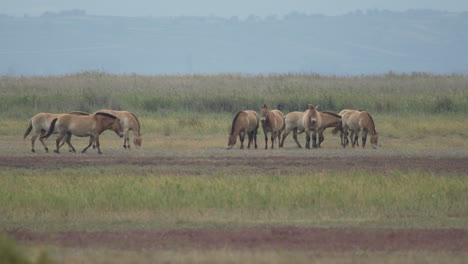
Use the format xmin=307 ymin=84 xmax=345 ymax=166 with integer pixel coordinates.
xmin=281 ymin=111 xmax=302 ymax=131
xmin=243 ymin=110 xmax=259 ymax=131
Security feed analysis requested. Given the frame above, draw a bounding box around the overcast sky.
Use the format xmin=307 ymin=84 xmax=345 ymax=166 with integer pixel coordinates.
xmin=2 ymin=0 xmax=468 ymax=17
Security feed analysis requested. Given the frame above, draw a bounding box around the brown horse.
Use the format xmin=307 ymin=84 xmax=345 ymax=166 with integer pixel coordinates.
xmin=336 ymin=109 xmax=352 ymax=147
xmin=280 ymin=105 xmax=342 ymax=149
xmin=226 ymin=110 xmax=259 ymax=149
xmin=280 ymin=104 xmax=316 ymax=148
xmin=23 ymin=111 xmax=89 ymax=153
xmin=41 ymin=112 xmax=124 ymax=154
xmin=260 ymin=104 xmax=284 ymax=149
xmin=306 ymin=105 xmax=343 ymax=148
xmin=341 ymin=110 xmax=379 ymax=149
xmin=94 ymin=109 xmax=142 ymax=149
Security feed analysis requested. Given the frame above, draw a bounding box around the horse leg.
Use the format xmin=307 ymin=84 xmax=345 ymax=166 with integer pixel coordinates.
xmin=247 ymin=131 xmax=253 ymax=149
xmin=275 ymin=131 xmax=281 ymax=149
xmin=31 ymin=131 xmax=41 ymax=153
xmin=254 ymin=129 xmax=258 ymax=149
xmin=362 ymin=131 xmax=367 ymax=148
xmin=352 ymin=132 xmax=359 ymax=148
xmin=239 ymin=133 xmax=245 ymax=149
xmin=293 ymin=129 xmax=303 ymax=148
xmin=280 ymin=128 xmax=290 ymax=148
xmin=54 ymin=134 xmax=66 ymax=154
xmin=263 ymin=129 xmax=268 ymax=149
xmin=342 ymin=131 xmax=348 ymax=148
xmin=312 ymin=131 xmax=318 ymax=148
xmin=318 ymin=131 xmax=325 ymax=148
xmin=64 ymin=133 xmax=76 ymax=153
xmin=305 ymin=131 xmax=311 ymax=149
xmin=82 ymin=136 xmax=95 ymax=154
xmin=270 ymin=132 xmax=275 ymax=149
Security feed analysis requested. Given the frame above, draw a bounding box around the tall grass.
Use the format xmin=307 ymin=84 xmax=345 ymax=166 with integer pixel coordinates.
xmin=0 ymin=167 xmax=466 ymax=230
xmin=0 ymin=72 xmax=466 ymax=119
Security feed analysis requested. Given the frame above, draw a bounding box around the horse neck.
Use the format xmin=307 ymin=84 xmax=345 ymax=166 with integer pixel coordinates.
xmin=95 ymin=115 xmax=114 ymax=133
xmin=364 ymin=113 xmax=376 ymax=134
xmin=321 ymin=113 xmax=341 ymax=128
xmin=129 ymin=112 xmax=141 ymax=135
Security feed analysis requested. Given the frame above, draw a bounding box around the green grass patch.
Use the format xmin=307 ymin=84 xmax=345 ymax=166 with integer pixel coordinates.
xmin=1 ymin=167 xmax=466 ymax=231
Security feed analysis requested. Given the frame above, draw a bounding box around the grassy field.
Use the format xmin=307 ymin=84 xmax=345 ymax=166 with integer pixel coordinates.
xmin=0 ymin=73 xmax=467 ymax=263
xmin=1 ymin=167 xmax=466 ymax=232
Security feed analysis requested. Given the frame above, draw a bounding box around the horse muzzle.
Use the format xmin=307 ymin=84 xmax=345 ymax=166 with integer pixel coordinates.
xmin=260 ymin=118 xmax=266 ymax=123
xmin=119 ymin=132 xmax=124 ymax=138
xmin=226 ymin=145 xmax=233 ymax=150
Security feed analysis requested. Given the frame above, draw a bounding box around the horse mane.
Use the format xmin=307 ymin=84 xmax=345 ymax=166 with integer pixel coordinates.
xmin=321 ymin=111 xmax=341 ymax=118
xmin=95 ymin=112 xmax=118 ymax=119
xmin=230 ymin=111 xmax=243 ymax=135
xmin=129 ymin=112 xmax=141 ymax=132
xmin=68 ymin=111 xmax=89 ymax=116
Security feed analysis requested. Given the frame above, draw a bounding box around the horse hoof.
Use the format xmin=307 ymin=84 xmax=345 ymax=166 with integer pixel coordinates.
xmin=98 ymin=152 xmax=103 ymax=155
xmin=54 ymin=150 xmax=59 ymax=154
xmin=31 ymin=149 xmax=35 ymax=153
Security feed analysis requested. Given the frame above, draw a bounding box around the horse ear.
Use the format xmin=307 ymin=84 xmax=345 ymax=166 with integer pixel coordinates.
xmin=262 ymin=104 xmax=267 ymax=108
xmin=308 ymin=104 xmax=314 ymax=109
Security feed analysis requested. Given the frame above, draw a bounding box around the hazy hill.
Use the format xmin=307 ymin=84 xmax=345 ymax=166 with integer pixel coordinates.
xmin=1 ymin=9 xmax=467 ymax=75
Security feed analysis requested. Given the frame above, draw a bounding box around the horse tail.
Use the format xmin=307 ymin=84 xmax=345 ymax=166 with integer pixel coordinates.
xmin=129 ymin=112 xmax=141 ymax=134
xmin=230 ymin=111 xmax=243 ymax=135
xmin=331 ymin=119 xmax=343 ymax=135
xmin=23 ymin=119 xmax=33 ymax=139
xmin=41 ymin=118 xmax=58 ymax=140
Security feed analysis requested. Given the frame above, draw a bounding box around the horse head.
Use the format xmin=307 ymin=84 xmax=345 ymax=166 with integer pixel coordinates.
xmin=306 ymin=104 xmax=319 ymax=128
xmin=112 ymin=118 xmax=125 ymax=138
xmin=134 ymin=133 xmax=143 ymax=147
xmin=226 ymin=134 xmax=236 ymax=149
xmin=260 ymin=104 xmax=269 ymax=124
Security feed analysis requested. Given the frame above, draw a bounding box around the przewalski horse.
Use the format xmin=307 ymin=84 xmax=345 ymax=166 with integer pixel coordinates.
xmin=280 ymin=105 xmax=315 ymax=149
xmin=335 ymin=109 xmax=352 ymax=147
xmin=260 ymin=104 xmax=284 ymax=149
xmin=226 ymin=110 xmax=259 ymax=150
xmin=308 ymin=106 xmax=343 ymax=148
xmin=280 ymin=105 xmax=342 ymax=149
xmin=340 ymin=110 xmax=379 ymax=149
xmin=94 ymin=109 xmax=142 ymax=149
xmin=23 ymin=111 xmax=89 ymax=153
xmin=41 ymin=112 xmax=124 ymax=154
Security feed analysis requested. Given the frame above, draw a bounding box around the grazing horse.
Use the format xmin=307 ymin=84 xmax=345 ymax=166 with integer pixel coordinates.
xmin=260 ymin=104 xmax=284 ymax=149
xmin=341 ymin=110 xmax=379 ymax=149
xmin=226 ymin=110 xmax=259 ymax=149
xmin=23 ymin=111 xmax=89 ymax=153
xmin=41 ymin=112 xmax=124 ymax=154
xmin=94 ymin=109 xmax=142 ymax=149
xmin=280 ymin=105 xmax=316 ymax=149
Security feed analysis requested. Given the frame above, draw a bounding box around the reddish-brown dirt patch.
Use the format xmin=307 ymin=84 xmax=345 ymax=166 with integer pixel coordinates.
xmin=0 ymin=155 xmax=467 ymax=174
xmin=6 ymin=227 xmax=467 ymax=251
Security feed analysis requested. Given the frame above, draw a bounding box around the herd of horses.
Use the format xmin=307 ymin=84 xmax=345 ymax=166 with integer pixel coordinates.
xmin=227 ymin=104 xmax=379 ymax=150
xmin=22 ymin=105 xmax=377 ymax=154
